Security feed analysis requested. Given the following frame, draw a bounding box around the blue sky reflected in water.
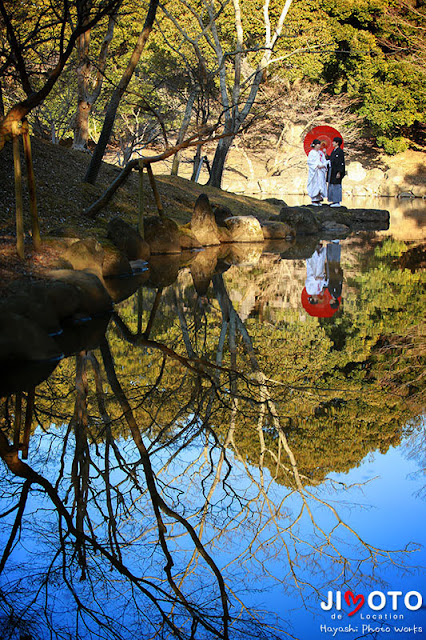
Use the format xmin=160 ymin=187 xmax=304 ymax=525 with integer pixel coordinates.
xmin=241 ymin=439 xmax=426 ymax=639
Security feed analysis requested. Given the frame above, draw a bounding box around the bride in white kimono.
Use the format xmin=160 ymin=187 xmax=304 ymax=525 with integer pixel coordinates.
xmin=307 ymin=139 xmax=327 ymax=205
xmin=305 ymin=243 xmax=328 ymax=300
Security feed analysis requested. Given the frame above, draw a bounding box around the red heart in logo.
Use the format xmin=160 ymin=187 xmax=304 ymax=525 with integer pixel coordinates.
xmin=345 ymin=590 xmax=365 ymax=616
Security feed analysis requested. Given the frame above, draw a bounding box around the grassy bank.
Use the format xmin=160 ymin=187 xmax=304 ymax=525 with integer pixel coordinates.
xmin=0 ymin=137 xmax=280 ymax=236
xmin=0 ymin=136 xmax=281 ymax=293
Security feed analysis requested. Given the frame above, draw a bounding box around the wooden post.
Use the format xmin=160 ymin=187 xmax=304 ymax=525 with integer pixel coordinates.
xmin=12 ymin=128 xmax=24 ymax=259
xmin=138 ymin=159 xmax=145 ymax=238
xmin=146 ymin=163 xmax=164 ymax=217
xmin=22 ymin=120 xmax=41 ymax=251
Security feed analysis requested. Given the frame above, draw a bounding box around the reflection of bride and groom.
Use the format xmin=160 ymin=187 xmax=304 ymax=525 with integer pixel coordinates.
xmin=304 ymin=240 xmax=343 ymax=315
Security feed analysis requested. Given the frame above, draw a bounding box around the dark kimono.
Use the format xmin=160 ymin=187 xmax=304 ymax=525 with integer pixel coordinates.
xmin=327 ymin=146 xmax=345 ymax=204
xmin=328 ymin=147 xmax=345 ymax=184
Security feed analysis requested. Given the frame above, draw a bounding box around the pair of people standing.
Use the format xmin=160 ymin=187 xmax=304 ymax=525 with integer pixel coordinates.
xmin=307 ymin=137 xmax=345 ymax=207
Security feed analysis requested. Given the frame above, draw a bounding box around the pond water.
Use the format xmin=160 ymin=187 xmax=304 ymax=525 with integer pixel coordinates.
xmin=0 ymin=197 xmax=425 ymax=640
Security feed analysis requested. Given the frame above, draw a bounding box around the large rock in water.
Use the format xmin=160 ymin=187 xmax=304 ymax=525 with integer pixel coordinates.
xmin=38 ymin=280 xmax=82 ymax=320
xmin=225 ymin=243 xmax=263 ymax=265
xmin=0 ymin=283 xmax=63 ymax=335
xmin=319 ymin=206 xmax=390 ymax=230
xmin=103 ymin=269 xmax=150 ymax=304
xmin=0 ymin=272 xmax=113 ymax=370
xmin=277 ymin=205 xmax=390 ymax=234
xmin=62 ymin=237 xmax=104 ymax=277
xmin=101 ymin=243 xmax=133 ymax=278
xmin=224 ymin=216 xmax=264 ymax=242
xmin=107 ymin=218 xmax=150 ymax=261
xmin=279 ymin=236 xmax=321 ymax=260
xmin=144 ymin=216 xmax=181 ymax=254
xmin=346 ymin=208 xmax=390 ymax=228
xmin=191 ymin=194 xmax=221 ymax=246
xmin=178 ymin=226 xmax=203 ymax=250
xmin=261 ymin=220 xmax=295 ymax=240
xmin=146 ymin=255 xmax=181 ymax=288
xmin=277 ymin=206 xmax=321 ymax=235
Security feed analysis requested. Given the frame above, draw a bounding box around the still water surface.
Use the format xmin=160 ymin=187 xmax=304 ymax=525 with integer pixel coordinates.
xmin=0 ymin=198 xmax=425 ymax=640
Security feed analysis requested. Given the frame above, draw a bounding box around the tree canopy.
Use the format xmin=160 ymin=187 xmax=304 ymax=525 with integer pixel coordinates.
xmin=1 ymin=0 xmax=424 ymax=169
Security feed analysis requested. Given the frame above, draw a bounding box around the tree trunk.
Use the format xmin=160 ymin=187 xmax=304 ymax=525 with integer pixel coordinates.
xmin=190 ymin=145 xmax=202 ymax=181
xmin=171 ymin=88 xmax=198 ymax=176
xmin=0 ymin=82 xmax=4 ymax=117
xmin=207 ymin=135 xmax=234 ymax=189
xmin=73 ymin=99 xmax=91 ymax=150
xmin=84 ymin=0 xmax=159 ymax=185
xmin=73 ymin=11 xmax=118 ymax=150
xmin=73 ymin=25 xmax=91 ymax=150
xmin=84 ymin=94 xmax=120 ymax=183
xmin=202 ymin=0 xmax=293 ymax=191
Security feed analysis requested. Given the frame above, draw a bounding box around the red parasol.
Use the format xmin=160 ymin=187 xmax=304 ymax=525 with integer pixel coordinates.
xmin=301 ymin=287 xmax=341 ymax=318
xmin=303 ymin=125 xmax=344 ymax=156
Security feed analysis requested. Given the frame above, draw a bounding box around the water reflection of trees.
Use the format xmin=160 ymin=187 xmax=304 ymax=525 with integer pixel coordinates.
xmin=0 ymin=246 xmax=424 ymax=640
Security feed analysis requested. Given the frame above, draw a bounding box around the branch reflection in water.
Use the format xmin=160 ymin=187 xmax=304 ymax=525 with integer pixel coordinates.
xmin=0 ymin=242 xmax=424 ymax=640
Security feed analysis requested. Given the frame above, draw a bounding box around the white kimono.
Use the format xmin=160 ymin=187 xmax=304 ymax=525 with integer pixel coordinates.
xmin=305 ymin=247 xmax=328 ymax=295
xmin=307 ymin=149 xmax=327 ymax=201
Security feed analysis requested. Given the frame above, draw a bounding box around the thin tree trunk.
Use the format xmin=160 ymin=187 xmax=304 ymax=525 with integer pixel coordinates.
xmin=204 ymin=0 xmax=293 ymax=189
xmin=171 ymin=87 xmax=198 ymax=176
xmin=22 ymin=121 xmax=41 ymax=250
xmin=207 ymin=135 xmax=234 ymax=189
xmin=74 ymin=100 xmax=92 ymax=150
xmin=143 ymin=288 xmax=163 ymax=339
xmin=84 ymin=0 xmax=159 ymax=184
xmin=13 ymin=133 xmax=24 ymax=259
xmin=0 ymin=82 xmax=4 ymax=117
xmin=190 ymin=144 xmax=202 ymax=181
xmin=22 ymin=388 xmax=34 ymax=460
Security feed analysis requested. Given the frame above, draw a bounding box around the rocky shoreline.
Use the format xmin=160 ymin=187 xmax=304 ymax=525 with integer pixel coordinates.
xmin=276 ymin=202 xmax=389 ymax=236
xmin=0 ymin=189 xmax=391 ymax=382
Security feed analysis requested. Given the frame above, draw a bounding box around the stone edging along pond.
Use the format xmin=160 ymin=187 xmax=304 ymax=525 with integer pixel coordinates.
xmin=220 ymin=147 xmax=426 ymax=200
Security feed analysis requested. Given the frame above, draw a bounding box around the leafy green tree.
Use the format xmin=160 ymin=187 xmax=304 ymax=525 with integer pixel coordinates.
xmin=319 ymin=0 xmax=426 ymax=150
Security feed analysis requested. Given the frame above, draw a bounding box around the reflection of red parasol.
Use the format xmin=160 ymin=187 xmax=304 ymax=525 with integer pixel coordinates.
xmin=301 ymin=287 xmax=341 ymax=318
xmin=304 ymin=125 xmax=344 ymax=156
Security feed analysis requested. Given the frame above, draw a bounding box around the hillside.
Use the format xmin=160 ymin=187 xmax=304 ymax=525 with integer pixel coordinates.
xmin=0 ymin=136 xmax=281 ymax=292
xmin=0 ymin=136 xmax=282 ymax=233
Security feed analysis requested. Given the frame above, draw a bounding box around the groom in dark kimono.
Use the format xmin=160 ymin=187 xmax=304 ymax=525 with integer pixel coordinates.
xmin=327 ymin=137 xmax=345 ymax=207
